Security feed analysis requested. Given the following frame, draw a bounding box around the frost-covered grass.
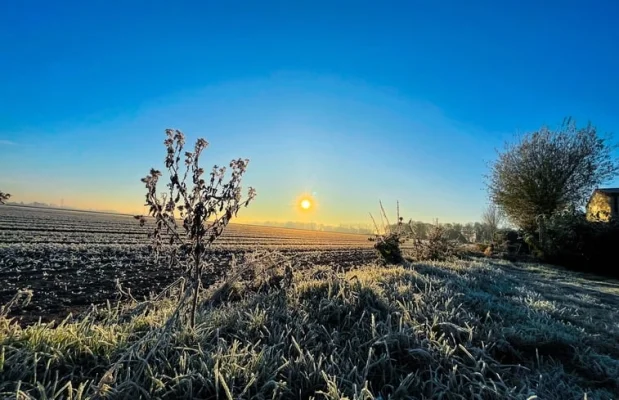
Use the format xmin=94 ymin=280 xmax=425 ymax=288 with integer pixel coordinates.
xmin=1 ymin=258 xmax=618 ymax=399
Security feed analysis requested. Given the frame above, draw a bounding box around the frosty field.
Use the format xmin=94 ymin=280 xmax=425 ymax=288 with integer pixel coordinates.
xmin=0 ymin=205 xmax=373 ymax=320
xmin=1 ymin=205 xmax=619 ymax=399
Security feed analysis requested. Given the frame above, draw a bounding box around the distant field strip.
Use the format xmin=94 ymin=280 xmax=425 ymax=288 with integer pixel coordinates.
xmin=0 ymin=206 xmax=372 ymax=249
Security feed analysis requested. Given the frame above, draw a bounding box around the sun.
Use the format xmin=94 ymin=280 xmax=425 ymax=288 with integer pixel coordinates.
xmin=295 ymin=193 xmax=316 ymax=213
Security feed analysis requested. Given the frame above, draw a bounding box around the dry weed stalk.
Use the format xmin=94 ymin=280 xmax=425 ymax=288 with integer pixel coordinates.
xmin=0 ymin=289 xmax=32 ymax=318
xmin=136 ymin=129 xmax=256 ymax=328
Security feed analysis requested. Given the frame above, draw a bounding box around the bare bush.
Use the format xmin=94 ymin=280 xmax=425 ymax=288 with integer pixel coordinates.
xmin=137 ymin=129 xmax=256 ymax=328
xmin=0 ymin=191 xmax=10 ymax=205
xmin=408 ymin=223 xmax=456 ymax=261
xmin=370 ymin=203 xmax=456 ymax=263
xmin=369 ymin=201 xmax=406 ymax=264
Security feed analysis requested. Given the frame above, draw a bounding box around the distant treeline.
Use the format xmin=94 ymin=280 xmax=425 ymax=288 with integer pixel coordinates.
xmin=387 ymin=220 xmax=502 ymax=243
xmin=253 ymin=221 xmax=376 ymax=235
xmin=253 ymin=220 xmax=501 ymax=242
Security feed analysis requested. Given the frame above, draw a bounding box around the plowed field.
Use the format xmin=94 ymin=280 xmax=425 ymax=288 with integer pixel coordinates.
xmin=0 ymin=206 xmax=374 ymax=320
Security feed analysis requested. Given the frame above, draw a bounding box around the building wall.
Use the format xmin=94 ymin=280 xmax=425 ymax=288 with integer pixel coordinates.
xmin=586 ymin=192 xmax=612 ymax=221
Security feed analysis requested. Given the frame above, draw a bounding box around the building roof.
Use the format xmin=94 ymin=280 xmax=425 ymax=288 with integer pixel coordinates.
xmin=586 ymin=188 xmax=619 ymax=210
xmin=595 ymin=188 xmax=619 ymax=195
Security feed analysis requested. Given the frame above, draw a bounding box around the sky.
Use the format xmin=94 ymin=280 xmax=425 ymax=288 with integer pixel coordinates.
xmin=1 ymin=1 xmax=619 ymax=224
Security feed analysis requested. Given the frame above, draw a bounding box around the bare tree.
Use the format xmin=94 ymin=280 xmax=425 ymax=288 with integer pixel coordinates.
xmin=482 ymin=203 xmax=504 ymax=243
xmin=487 ymin=118 xmax=619 ymax=231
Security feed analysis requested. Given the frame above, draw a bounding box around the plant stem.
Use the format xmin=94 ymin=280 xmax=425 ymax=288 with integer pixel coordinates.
xmin=190 ymin=247 xmax=202 ymax=329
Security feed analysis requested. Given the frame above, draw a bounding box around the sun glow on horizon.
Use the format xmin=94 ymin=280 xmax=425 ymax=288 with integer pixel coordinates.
xmin=300 ymin=199 xmax=312 ymax=210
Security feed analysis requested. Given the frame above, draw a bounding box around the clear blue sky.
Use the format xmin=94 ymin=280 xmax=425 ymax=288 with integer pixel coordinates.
xmin=1 ymin=1 xmax=618 ymax=223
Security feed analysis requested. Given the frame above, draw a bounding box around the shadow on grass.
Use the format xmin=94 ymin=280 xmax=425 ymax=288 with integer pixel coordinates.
xmin=411 ymin=259 xmax=619 ymax=393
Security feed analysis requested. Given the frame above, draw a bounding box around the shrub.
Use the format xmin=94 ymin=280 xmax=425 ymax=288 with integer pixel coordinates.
xmin=474 ymin=243 xmax=488 ymax=253
xmin=408 ymin=224 xmax=456 ymax=262
xmin=369 ymin=201 xmax=406 ymax=264
xmin=370 ymin=203 xmax=458 ymax=264
xmin=495 ymin=229 xmax=519 ymax=244
xmin=494 ymin=228 xmax=528 ymax=255
xmin=0 ymin=191 xmax=9 ymax=205
xmin=530 ymin=210 xmax=619 ymax=277
xmin=374 ymin=231 xmax=404 ymax=264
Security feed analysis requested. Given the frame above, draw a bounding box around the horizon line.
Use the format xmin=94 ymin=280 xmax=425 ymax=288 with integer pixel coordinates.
xmin=1 ymin=203 xmax=375 ymax=235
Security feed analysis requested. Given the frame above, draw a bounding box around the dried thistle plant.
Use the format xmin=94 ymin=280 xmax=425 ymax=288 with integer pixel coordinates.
xmin=136 ymin=129 xmax=256 ymax=328
xmin=0 ymin=191 xmax=10 ymax=205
